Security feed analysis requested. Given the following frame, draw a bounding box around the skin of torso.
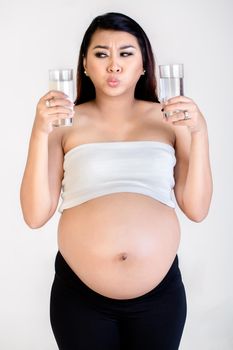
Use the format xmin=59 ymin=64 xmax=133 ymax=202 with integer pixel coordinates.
xmin=57 ymin=100 xmax=181 ymax=299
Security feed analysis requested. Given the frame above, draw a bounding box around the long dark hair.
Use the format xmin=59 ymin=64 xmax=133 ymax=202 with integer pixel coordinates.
xmin=74 ymin=12 xmax=159 ymax=105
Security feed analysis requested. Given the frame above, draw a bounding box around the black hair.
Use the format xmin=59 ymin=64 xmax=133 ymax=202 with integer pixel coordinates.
xmin=74 ymin=12 xmax=159 ymax=105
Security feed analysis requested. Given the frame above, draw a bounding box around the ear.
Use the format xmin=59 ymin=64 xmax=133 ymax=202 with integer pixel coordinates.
xmin=83 ymin=57 xmax=87 ymax=71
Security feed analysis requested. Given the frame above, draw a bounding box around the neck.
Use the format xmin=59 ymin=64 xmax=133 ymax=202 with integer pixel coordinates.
xmin=94 ymin=93 xmax=138 ymax=125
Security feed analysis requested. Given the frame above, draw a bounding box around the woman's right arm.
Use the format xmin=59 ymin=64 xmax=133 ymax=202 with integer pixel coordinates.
xmin=20 ymin=91 xmax=74 ymax=228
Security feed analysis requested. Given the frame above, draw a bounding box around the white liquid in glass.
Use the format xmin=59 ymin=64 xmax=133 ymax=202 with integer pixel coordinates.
xmin=159 ymin=77 xmax=184 ymax=102
xmin=159 ymin=77 xmax=184 ymax=118
xmin=49 ymin=79 xmax=74 ymax=127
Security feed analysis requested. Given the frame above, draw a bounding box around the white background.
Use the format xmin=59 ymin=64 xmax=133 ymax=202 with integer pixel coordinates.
xmin=0 ymin=0 xmax=232 ymax=349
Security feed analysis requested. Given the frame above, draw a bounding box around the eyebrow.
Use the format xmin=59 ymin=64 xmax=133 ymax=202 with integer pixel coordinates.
xmin=92 ymin=45 xmax=136 ymax=50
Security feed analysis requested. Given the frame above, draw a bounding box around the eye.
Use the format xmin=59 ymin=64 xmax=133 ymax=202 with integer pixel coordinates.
xmin=120 ymin=52 xmax=133 ymax=57
xmin=95 ymin=52 xmax=108 ymax=58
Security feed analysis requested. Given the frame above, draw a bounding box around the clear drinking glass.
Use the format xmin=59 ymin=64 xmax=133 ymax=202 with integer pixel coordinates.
xmin=159 ymin=63 xmax=184 ymax=117
xmin=49 ymin=69 xmax=74 ymax=127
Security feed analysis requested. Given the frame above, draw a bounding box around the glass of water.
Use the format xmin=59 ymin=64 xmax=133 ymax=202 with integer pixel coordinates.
xmin=49 ymin=69 xmax=74 ymax=127
xmin=159 ymin=63 xmax=184 ymax=117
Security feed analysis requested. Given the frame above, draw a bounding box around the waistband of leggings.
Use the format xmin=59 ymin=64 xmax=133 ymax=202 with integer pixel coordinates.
xmin=54 ymin=251 xmax=180 ymax=304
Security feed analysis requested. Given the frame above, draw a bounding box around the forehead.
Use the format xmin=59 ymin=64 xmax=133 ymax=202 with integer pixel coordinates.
xmin=89 ymin=30 xmax=140 ymax=49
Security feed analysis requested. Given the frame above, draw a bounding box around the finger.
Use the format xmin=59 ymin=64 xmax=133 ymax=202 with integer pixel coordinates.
xmin=51 ymin=113 xmax=74 ymax=122
xmin=47 ymin=106 xmax=74 ymax=115
xmin=166 ymin=96 xmax=193 ymax=104
xmin=41 ymin=90 xmax=70 ymax=101
xmin=163 ymin=110 xmax=192 ymax=124
xmin=165 ymin=111 xmax=187 ymax=123
xmin=163 ymin=102 xmax=193 ymax=113
xmin=47 ymin=98 xmax=74 ymax=108
xmin=172 ymin=117 xmax=193 ymax=126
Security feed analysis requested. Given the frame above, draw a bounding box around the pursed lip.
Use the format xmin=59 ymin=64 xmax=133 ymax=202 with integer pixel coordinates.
xmin=106 ymin=77 xmax=120 ymax=87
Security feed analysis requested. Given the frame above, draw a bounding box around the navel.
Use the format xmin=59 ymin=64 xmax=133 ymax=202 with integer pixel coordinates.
xmin=120 ymin=253 xmax=128 ymax=261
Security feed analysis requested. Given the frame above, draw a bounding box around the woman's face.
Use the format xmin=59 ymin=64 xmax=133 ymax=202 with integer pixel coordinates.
xmin=83 ymin=30 xmax=144 ymax=98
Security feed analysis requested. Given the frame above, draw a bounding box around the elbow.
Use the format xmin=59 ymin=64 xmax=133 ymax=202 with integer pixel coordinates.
xmin=185 ymin=207 xmax=210 ymax=223
xmin=26 ymin=220 xmax=46 ymax=229
xmin=187 ymin=213 xmax=207 ymax=223
xmin=181 ymin=192 xmax=213 ymax=223
xmin=23 ymin=215 xmax=48 ymax=229
xmin=21 ymin=208 xmax=52 ymax=229
xmin=20 ymin=199 xmax=55 ymax=229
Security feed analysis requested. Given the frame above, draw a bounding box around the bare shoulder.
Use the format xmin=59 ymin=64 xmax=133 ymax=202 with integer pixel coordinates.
xmin=138 ymin=100 xmax=191 ymax=150
xmin=60 ymin=100 xmax=176 ymax=151
xmin=136 ymin=100 xmax=176 ymax=146
xmin=60 ymin=101 xmax=98 ymax=152
xmin=74 ymin=100 xmax=95 ymax=116
xmin=71 ymin=101 xmax=99 ymax=128
xmin=136 ymin=100 xmax=162 ymax=116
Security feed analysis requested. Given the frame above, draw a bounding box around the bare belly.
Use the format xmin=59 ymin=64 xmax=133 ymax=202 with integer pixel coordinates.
xmin=58 ymin=193 xmax=180 ymax=299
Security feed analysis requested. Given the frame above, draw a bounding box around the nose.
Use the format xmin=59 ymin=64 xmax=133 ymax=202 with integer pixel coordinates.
xmin=107 ymin=63 xmax=122 ymax=73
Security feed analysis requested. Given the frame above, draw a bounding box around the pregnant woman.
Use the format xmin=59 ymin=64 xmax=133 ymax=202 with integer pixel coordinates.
xmin=20 ymin=12 xmax=212 ymax=350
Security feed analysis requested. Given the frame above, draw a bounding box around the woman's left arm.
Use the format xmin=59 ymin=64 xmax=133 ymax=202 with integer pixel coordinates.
xmin=162 ymin=96 xmax=213 ymax=222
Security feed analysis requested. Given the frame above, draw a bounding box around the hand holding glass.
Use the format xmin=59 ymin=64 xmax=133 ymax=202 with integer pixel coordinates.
xmin=159 ymin=64 xmax=184 ymax=118
xmin=49 ymin=69 xmax=74 ymax=127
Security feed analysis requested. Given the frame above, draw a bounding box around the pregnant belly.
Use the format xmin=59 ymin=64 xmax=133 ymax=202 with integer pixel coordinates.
xmin=58 ymin=193 xmax=181 ymax=299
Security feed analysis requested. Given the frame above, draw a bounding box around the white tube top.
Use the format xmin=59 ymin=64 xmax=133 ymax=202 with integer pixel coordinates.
xmin=58 ymin=141 xmax=176 ymax=213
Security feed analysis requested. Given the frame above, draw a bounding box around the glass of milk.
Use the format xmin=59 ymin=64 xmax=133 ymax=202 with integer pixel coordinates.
xmin=49 ymin=69 xmax=74 ymax=127
xmin=159 ymin=64 xmax=184 ymax=118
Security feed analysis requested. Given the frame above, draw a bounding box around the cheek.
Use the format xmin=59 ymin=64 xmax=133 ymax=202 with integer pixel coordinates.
xmin=128 ymin=57 xmax=143 ymax=74
xmin=127 ymin=62 xmax=143 ymax=81
xmin=87 ymin=67 xmax=105 ymax=89
xmin=88 ymin=61 xmax=106 ymax=78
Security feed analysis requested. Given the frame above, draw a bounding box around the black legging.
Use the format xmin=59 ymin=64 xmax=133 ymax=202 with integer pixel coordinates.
xmin=50 ymin=252 xmax=187 ymax=350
